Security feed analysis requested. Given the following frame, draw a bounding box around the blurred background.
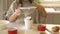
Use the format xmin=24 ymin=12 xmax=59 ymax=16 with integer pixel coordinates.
xmin=0 ymin=0 xmax=60 ymax=24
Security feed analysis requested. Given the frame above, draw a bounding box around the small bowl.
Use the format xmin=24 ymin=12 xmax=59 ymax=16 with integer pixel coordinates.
xmin=0 ymin=20 xmax=10 ymax=30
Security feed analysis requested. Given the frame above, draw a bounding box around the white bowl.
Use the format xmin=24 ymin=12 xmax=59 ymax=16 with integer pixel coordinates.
xmin=0 ymin=20 xmax=9 ymax=24
xmin=0 ymin=20 xmax=10 ymax=30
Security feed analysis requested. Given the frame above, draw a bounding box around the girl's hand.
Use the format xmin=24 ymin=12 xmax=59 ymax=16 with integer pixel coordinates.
xmin=9 ymin=9 xmax=22 ymax=21
xmin=14 ymin=9 xmax=22 ymax=16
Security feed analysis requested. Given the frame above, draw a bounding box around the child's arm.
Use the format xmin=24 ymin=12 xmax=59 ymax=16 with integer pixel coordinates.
xmin=9 ymin=9 xmax=22 ymax=22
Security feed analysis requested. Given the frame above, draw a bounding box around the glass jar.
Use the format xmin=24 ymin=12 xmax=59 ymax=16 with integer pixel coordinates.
xmin=24 ymin=16 xmax=33 ymax=30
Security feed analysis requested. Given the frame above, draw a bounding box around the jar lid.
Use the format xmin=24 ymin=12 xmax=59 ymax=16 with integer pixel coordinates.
xmin=25 ymin=16 xmax=32 ymax=20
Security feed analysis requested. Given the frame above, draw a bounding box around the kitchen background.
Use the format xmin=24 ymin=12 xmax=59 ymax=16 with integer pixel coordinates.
xmin=0 ymin=0 xmax=60 ymax=24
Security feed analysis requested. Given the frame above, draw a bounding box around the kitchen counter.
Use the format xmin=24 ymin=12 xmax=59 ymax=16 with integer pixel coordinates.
xmin=0 ymin=23 xmax=60 ymax=34
xmin=45 ymin=8 xmax=60 ymax=24
xmin=45 ymin=8 xmax=60 ymax=14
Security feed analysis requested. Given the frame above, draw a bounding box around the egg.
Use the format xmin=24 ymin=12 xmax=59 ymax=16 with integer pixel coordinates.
xmin=52 ymin=26 xmax=60 ymax=32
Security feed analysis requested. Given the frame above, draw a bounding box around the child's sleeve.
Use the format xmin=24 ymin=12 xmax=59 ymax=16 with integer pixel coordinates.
xmin=6 ymin=1 xmax=15 ymax=19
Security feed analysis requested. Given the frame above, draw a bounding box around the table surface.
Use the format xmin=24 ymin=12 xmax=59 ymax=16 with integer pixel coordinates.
xmin=0 ymin=23 xmax=60 ymax=34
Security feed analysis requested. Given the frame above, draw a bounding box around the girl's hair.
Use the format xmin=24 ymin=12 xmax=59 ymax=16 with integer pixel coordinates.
xmin=19 ymin=0 xmax=33 ymax=7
